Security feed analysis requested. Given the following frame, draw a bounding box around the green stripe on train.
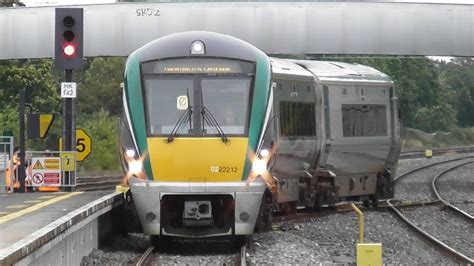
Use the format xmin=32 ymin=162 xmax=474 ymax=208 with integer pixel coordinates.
xmin=242 ymin=53 xmax=272 ymax=180
xmin=125 ymin=55 xmax=153 ymax=179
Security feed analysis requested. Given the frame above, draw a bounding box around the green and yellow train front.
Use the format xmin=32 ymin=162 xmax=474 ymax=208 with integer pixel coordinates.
xmin=119 ymin=32 xmax=272 ymax=237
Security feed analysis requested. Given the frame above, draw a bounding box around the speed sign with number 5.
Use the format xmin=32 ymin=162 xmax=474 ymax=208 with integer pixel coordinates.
xmin=59 ymin=128 xmax=92 ymax=162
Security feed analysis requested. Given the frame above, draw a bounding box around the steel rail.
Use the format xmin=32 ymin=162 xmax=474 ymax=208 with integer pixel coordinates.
xmin=387 ymin=199 xmax=474 ymax=264
xmin=240 ymin=242 xmax=247 ymax=266
xmin=394 ymin=156 xmax=474 ymax=182
xmin=431 ymin=161 xmax=474 ymax=222
xmin=136 ymin=246 xmax=154 ymax=266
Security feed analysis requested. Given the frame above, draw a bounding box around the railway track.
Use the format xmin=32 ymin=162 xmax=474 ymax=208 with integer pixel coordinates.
xmin=399 ymin=146 xmax=474 ymax=159
xmin=431 ymin=161 xmax=474 ymax=221
xmin=389 ymin=155 xmax=474 ymax=264
xmin=387 ymin=200 xmax=474 ymax=264
xmin=135 ymin=238 xmax=248 ymax=266
xmin=136 ymin=246 xmax=154 ymax=266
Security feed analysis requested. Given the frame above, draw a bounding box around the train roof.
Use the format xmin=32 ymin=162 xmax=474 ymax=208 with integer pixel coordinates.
xmin=129 ymin=31 xmax=267 ymax=63
xmin=270 ymin=57 xmax=315 ymax=81
xmin=293 ymin=60 xmax=393 ymax=84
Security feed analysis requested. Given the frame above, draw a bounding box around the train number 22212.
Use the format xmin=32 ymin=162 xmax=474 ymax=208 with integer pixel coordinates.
xmin=210 ymin=166 xmax=238 ymax=173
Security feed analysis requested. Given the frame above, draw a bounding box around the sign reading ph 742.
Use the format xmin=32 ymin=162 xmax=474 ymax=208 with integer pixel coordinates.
xmin=61 ymin=82 xmax=77 ymax=98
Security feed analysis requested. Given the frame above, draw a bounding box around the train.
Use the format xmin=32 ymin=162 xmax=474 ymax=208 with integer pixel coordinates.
xmin=119 ymin=31 xmax=401 ymax=238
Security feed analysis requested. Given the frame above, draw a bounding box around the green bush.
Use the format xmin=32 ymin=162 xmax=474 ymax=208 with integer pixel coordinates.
xmin=77 ymin=110 xmax=120 ymax=172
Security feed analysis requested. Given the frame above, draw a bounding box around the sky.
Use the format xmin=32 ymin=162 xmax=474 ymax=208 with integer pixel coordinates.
xmin=20 ymin=0 xmax=474 ymax=7
xmin=21 ymin=0 xmax=115 ymax=6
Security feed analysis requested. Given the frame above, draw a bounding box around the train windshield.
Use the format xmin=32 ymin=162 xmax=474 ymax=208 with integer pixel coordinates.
xmin=145 ymin=79 xmax=194 ymax=135
xmin=201 ymin=78 xmax=251 ymax=135
xmin=143 ymin=58 xmax=255 ymax=137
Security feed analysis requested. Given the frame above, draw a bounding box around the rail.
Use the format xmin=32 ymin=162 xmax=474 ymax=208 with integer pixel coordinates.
xmin=431 ymin=161 xmax=474 ymax=221
xmin=387 ymin=199 xmax=474 ymax=264
xmin=136 ymin=246 xmax=154 ymax=266
xmin=240 ymin=242 xmax=247 ymax=266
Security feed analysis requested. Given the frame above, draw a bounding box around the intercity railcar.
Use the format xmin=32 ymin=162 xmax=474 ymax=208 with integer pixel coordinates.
xmin=119 ymin=31 xmax=401 ymax=238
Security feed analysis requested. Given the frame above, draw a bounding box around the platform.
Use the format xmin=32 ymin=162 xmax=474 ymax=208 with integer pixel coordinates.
xmin=0 ymin=191 xmax=124 ymax=265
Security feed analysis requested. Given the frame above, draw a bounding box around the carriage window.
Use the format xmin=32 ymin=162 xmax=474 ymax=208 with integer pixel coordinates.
xmin=280 ymin=102 xmax=316 ymax=137
xmin=342 ymin=104 xmax=387 ymax=137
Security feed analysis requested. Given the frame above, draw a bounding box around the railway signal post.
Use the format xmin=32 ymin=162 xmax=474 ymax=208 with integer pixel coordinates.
xmin=55 ymin=8 xmax=84 ymax=190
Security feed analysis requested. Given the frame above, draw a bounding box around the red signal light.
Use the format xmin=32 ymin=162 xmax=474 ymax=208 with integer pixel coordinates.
xmin=63 ymin=44 xmax=75 ymax=56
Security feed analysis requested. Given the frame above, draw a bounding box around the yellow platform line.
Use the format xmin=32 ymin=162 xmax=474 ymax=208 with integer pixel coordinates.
xmin=0 ymin=192 xmax=83 ymax=225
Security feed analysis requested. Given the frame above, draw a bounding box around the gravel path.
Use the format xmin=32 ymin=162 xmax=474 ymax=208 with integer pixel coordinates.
xmin=81 ymin=154 xmax=472 ymax=265
xmin=400 ymin=205 xmax=474 ymax=259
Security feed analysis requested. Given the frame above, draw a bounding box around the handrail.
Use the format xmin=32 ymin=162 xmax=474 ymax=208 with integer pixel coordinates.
xmin=351 ymin=203 xmax=364 ymax=243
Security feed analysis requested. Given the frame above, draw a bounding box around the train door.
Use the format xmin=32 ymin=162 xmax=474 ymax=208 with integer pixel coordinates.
xmin=271 ymin=79 xmax=318 ymax=180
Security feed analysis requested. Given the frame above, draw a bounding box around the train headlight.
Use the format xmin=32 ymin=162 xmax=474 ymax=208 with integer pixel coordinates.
xmin=252 ymin=158 xmax=267 ymax=175
xmin=259 ymin=148 xmax=270 ymax=158
xmin=125 ymin=149 xmax=136 ymax=159
xmin=190 ymin=40 xmax=205 ymax=55
xmin=129 ymin=160 xmax=143 ymax=175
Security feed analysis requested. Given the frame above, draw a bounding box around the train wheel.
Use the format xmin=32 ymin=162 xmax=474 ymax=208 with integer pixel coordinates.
xmin=370 ymin=195 xmax=379 ymax=208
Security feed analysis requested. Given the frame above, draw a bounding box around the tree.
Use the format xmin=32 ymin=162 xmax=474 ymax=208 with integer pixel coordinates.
xmin=438 ymin=58 xmax=474 ymax=127
xmin=78 ymin=57 xmax=125 ymax=116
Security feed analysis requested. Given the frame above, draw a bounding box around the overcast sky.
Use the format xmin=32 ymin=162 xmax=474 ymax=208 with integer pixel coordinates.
xmin=20 ymin=0 xmax=474 ymax=7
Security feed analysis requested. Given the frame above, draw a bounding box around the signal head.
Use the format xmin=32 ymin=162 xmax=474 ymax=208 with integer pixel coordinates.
xmin=63 ymin=16 xmax=75 ymax=27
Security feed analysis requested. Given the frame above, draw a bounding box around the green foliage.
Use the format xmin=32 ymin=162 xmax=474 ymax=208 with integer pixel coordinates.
xmin=79 ymin=57 xmax=125 ymax=116
xmin=78 ymin=110 xmax=120 ymax=172
xmin=0 ymin=59 xmax=60 ymax=113
xmin=403 ymin=127 xmax=474 ymax=148
xmin=438 ymin=58 xmax=474 ymax=127
xmin=0 ymin=59 xmax=62 ymax=151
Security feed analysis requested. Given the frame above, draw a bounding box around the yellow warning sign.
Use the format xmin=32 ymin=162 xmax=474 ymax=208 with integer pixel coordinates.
xmin=61 ymin=152 xmax=75 ymax=172
xmin=44 ymin=159 xmax=60 ymax=170
xmin=39 ymin=114 xmax=54 ymax=138
xmin=33 ymin=160 xmax=43 ymax=170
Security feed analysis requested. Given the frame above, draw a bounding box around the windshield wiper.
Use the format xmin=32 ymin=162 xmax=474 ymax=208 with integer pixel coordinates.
xmin=166 ymin=107 xmax=192 ymax=143
xmin=166 ymin=89 xmax=193 ymax=143
xmin=201 ymin=106 xmax=230 ymax=144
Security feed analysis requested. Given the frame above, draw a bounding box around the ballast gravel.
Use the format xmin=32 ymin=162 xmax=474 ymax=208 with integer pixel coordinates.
xmin=81 ymin=154 xmax=472 ymax=265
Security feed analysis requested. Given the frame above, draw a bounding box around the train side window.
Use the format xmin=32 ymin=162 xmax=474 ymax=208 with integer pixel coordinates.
xmin=342 ymin=104 xmax=387 ymax=137
xmin=280 ymin=101 xmax=316 ymax=137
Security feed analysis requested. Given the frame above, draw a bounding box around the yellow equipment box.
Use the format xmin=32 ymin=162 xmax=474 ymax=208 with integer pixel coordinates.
xmin=425 ymin=149 xmax=433 ymax=158
xmin=357 ymin=243 xmax=382 ymax=266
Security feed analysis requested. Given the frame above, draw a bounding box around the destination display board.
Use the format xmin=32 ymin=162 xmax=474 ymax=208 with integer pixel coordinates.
xmin=142 ymin=58 xmax=255 ymax=74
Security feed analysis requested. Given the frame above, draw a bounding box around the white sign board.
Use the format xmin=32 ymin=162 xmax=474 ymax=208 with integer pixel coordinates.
xmin=31 ymin=157 xmax=61 ymax=187
xmin=177 ymin=95 xmax=188 ymax=110
xmin=61 ymin=82 xmax=77 ymax=98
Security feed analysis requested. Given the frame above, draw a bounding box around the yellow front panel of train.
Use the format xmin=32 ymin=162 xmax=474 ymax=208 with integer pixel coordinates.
xmin=147 ymin=137 xmax=248 ymax=182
